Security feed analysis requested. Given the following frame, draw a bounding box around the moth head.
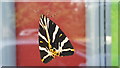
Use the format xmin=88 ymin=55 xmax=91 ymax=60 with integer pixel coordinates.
xmin=40 ymin=14 xmax=44 ymax=19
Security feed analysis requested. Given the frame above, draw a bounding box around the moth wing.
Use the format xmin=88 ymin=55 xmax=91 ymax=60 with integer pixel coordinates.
xmin=58 ymin=32 xmax=74 ymax=56
xmin=38 ymin=15 xmax=54 ymax=63
xmin=39 ymin=14 xmax=74 ymax=63
xmin=39 ymin=46 xmax=54 ymax=63
xmin=48 ymin=18 xmax=74 ymax=56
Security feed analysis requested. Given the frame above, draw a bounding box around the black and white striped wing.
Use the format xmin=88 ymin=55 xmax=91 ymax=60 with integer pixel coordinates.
xmin=38 ymin=15 xmax=74 ymax=63
xmin=38 ymin=46 xmax=54 ymax=63
xmin=38 ymin=15 xmax=54 ymax=63
xmin=48 ymin=21 xmax=74 ymax=56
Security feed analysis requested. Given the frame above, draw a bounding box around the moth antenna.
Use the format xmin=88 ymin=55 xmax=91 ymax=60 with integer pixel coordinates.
xmin=49 ymin=11 xmax=61 ymax=18
xmin=46 ymin=10 xmax=50 ymax=16
xmin=33 ymin=9 xmax=41 ymax=13
xmin=50 ymin=14 xmax=57 ymax=18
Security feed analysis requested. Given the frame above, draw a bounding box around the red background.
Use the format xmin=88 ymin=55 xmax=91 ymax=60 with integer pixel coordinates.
xmin=16 ymin=2 xmax=86 ymax=66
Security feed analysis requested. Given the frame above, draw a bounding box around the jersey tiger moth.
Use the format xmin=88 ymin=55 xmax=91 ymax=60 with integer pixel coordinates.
xmin=38 ymin=14 xmax=74 ymax=63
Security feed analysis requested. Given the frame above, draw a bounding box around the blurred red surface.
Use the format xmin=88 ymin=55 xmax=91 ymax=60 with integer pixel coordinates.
xmin=16 ymin=2 xmax=86 ymax=66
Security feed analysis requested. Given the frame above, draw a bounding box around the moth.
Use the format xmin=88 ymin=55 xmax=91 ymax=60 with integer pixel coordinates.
xmin=38 ymin=14 xmax=74 ymax=63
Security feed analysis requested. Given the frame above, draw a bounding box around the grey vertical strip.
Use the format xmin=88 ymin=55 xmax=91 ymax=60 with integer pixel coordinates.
xmin=0 ymin=1 xmax=2 ymax=68
xmin=86 ymin=2 xmax=100 ymax=66
xmin=2 ymin=2 xmax=16 ymax=66
xmin=98 ymin=1 xmax=101 ymax=66
xmin=105 ymin=1 xmax=111 ymax=66
xmin=99 ymin=0 xmax=111 ymax=66
xmin=104 ymin=0 xmax=107 ymax=66
xmin=99 ymin=1 xmax=106 ymax=66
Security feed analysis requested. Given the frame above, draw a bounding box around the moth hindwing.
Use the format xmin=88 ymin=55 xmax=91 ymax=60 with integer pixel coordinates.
xmin=38 ymin=14 xmax=74 ymax=63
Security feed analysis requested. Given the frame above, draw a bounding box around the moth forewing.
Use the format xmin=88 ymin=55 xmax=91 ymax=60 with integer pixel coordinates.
xmin=40 ymin=15 xmax=52 ymax=49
